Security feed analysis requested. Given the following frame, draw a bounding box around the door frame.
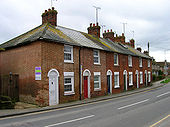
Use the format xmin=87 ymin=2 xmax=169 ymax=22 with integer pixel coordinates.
xmin=83 ymin=69 xmax=91 ymax=98
xmin=123 ymin=70 xmax=127 ymax=91
xmin=48 ymin=69 xmax=59 ymax=106
xmin=107 ymin=70 xmax=112 ymax=94
xmin=136 ymin=70 xmax=139 ymax=88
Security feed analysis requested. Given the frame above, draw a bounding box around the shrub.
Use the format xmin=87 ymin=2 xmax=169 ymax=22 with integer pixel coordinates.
xmin=0 ymin=95 xmax=15 ymax=109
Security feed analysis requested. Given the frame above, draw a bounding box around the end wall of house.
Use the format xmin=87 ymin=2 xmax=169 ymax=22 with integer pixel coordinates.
xmin=0 ymin=42 xmax=42 ymax=104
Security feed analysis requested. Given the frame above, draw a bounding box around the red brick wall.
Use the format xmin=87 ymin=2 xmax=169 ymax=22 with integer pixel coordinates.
xmin=41 ymin=42 xmax=80 ymax=104
xmin=0 ymin=42 xmax=42 ymax=104
xmin=106 ymin=52 xmax=152 ymax=93
xmin=81 ymin=48 xmax=107 ymax=99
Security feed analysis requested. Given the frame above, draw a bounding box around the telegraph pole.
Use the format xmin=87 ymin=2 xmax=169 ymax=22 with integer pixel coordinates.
xmin=121 ymin=22 xmax=127 ymax=34
xmin=93 ymin=6 xmax=101 ymax=24
xmin=101 ymin=25 xmax=106 ymax=35
xmin=51 ymin=0 xmax=57 ymax=8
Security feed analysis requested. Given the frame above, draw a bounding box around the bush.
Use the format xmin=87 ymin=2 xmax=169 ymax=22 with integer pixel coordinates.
xmin=152 ymin=74 xmax=156 ymax=81
xmin=0 ymin=95 xmax=15 ymax=109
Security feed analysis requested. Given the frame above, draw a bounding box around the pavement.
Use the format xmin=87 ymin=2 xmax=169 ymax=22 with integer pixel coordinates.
xmin=0 ymin=79 xmax=167 ymax=119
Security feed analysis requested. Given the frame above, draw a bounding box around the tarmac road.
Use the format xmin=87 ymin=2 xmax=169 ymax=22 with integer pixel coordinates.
xmin=0 ymin=83 xmax=170 ymax=127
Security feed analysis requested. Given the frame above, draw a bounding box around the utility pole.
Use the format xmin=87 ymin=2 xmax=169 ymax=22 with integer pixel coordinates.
xmin=93 ymin=6 xmax=101 ymax=24
xmin=148 ymin=42 xmax=150 ymax=54
xmin=101 ymin=25 xmax=106 ymax=35
xmin=121 ymin=22 xmax=127 ymax=34
xmin=51 ymin=0 xmax=57 ymax=8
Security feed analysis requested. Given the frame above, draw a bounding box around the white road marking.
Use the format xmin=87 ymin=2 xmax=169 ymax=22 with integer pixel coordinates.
xmin=44 ymin=115 xmax=95 ymax=127
xmin=118 ymin=99 xmax=149 ymax=110
xmin=157 ymin=91 xmax=170 ymax=98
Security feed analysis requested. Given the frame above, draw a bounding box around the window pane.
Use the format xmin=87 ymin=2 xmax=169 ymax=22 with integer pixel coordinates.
xmin=64 ymin=53 xmax=71 ymax=60
xmin=64 ymin=46 xmax=71 ymax=52
xmin=114 ymin=75 xmax=118 ymax=86
xmin=114 ymin=54 xmax=118 ymax=64
xmin=64 ymin=84 xmax=72 ymax=92
xmin=94 ymin=75 xmax=99 ymax=82
xmin=64 ymin=78 xmax=71 ymax=84
xmin=94 ymin=82 xmax=99 ymax=89
xmin=93 ymin=50 xmax=98 ymax=56
xmin=94 ymin=57 xmax=99 ymax=63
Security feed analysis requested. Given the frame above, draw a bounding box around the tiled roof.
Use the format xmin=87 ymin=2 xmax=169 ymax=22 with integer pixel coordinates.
xmin=0 ymin=23 xmax=151 ymax=59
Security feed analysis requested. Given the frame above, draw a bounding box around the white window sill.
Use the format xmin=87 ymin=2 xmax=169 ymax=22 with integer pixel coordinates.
xmin=94 ymin=63 xmax=101 ymax=65
xmin=139 ymin=66 xmax=143 ymax=68
xmin=94 ymin=88 xmax=101 ymax=91
xmin=64 ymin=61 xmax=74 ymax=64
xmin=114 ymin=64 xmax=119 ymax=66
xmin=140 ymin=82 xmax=143 ymax=84
xmin=114 ymin=86 xmax=120 ymax=89
xmin=129 ymin=65 xmax=132 ymax=67
xmin=129 ymin=84 xmax=133 ymax=86
xmin=64 ymin=92 xmax=75 ymax=96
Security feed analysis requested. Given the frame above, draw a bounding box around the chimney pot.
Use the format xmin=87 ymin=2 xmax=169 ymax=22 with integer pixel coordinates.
xmin=104 ymin=30 xmax=106 ymax=33
xmin=96 ymin=22 xmax=99 ymax=26
xmin=93 ymin=24 xmax=95 ymax=27
xmin=107 ymin=30 xmax=109 ymax=33
xmin=45 ymin=10 xmax=47 ymax=13
xmin=52 ymin=7 xmax=55 ymax=10
xmin=90 ymin=23 xmax=92 ymax=27
xmin=48 ymin=9 xmax=51 ymax=11
xmin=111 ymin=29 xmax=112 ymax=32
xmin=122 ymin=33 xmax=124 ymax=36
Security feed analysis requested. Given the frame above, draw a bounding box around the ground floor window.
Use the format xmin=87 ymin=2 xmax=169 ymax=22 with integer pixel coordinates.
xmin=94 ymin=72 xmax=101 ymax=91
xmin=64 ymin=72 xmax=74 ymax=95
xmin=148 ymin=71 xmax=151 ymax=82
xmin=114 ymin=72 xmax=120 ymax=88
xmin=140 ymin=72 xmax=143 ymax=84
xmin=129 ymin=72 xmax=133 ymax=86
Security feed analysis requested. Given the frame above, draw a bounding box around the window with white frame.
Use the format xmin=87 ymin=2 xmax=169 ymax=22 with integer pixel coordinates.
xmin=148 ymin=72 xmax=151 ymax=82
xmin=129 ymin=72 xmax=133 ymax=86
xmin=114 ymin=72 xmax=120 ymax=88
xmin=139 ymin=57 xmax=142 ymax=67
xmin=114 ymin=53 xmax=118 ymax=65
xmin=94 ymin=72 xmax=101 ymax=90
xmin=140 ymin=72 xmax=143 ymax=84
xmin=64 ymin=72 xmax=74 ymax=95
xmin=128 ymin=55 xmax=132 ymax=67
xmin=93 ymin=50 xmax=100 ymax=64
xmin=64 ymin=45 xmax=73 ymax=63
xmin=148 ymin=59 xmax=150 ymax=67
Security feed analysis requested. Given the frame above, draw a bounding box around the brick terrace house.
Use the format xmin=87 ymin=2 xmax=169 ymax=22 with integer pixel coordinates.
xmin=0 ymin=8 xmax=152 ymax=106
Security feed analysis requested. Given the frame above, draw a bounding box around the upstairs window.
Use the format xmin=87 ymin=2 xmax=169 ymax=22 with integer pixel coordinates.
xmin=128 ymin=55 xmax=132 ymax=67
xmin=64 ymin=45 xmax=73 ymax=63
xmin=94 ymin=50 xmax=100 ymax=64
xmin=114 ymin=53 xmax=118 ymax=65
xmin=129 ymin=72 xmax=133 ymax=86
xmin=139 ymin=57 xmax=142 ymax=67
xmin=148 ymin=59 xmax=150 ymax=67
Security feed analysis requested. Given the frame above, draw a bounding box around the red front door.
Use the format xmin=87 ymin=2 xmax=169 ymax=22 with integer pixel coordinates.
xmin=84 ymin=76 xmax=88 ymax=99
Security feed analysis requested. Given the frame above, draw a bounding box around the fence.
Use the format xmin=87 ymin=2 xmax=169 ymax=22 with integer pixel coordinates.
xmin=0 ymin=74 xmax=19 ymax=101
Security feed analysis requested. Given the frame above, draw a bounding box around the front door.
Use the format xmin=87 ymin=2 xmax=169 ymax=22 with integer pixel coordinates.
xmin=107 ymin=75 xmax=110 ymax=93
xmin=124 ymin=74 xmax=127 ymax=91
xmin=84 ymin=76 xmax=88 ymax=99
xmin=49 ymin=72 xmax=58 ymax=106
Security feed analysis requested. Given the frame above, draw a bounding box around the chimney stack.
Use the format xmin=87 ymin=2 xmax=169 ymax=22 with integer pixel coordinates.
xmin=130 ymin=39 xmax=135 ymax=48
xmin=87 ymin=23 xmax=101 ymax=38
xmin=42 ymin=7 xmax=58 ymax=26
xmin=137 ymin=47 xmax=142 ymax=52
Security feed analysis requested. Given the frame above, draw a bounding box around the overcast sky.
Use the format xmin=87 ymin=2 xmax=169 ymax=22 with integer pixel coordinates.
xmin=0 ymin=0 xmax=170 ymax=62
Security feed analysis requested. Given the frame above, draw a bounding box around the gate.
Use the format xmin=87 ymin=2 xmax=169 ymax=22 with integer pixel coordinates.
xmin=0 ymin=74 xmax=19 ymax=101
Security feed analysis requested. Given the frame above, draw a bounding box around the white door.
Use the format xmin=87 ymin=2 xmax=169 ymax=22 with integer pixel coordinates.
xmin=48 ymin=70 xmax=59 ymax=106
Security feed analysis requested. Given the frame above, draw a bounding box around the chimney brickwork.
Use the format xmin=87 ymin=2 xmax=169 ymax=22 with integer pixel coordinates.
xmin=42 ymin=7 xmax=58 ymax=26
xmin=87 ymin=23 xmax=101 ymax=38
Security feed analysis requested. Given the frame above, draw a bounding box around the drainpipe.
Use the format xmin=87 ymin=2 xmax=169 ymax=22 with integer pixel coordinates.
xmin=79 ymin=47 xmax=82 ymax=100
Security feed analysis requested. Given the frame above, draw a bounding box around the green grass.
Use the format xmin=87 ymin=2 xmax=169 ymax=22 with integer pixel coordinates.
xmin=160 ymin=78 xmax=170 ymax=83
